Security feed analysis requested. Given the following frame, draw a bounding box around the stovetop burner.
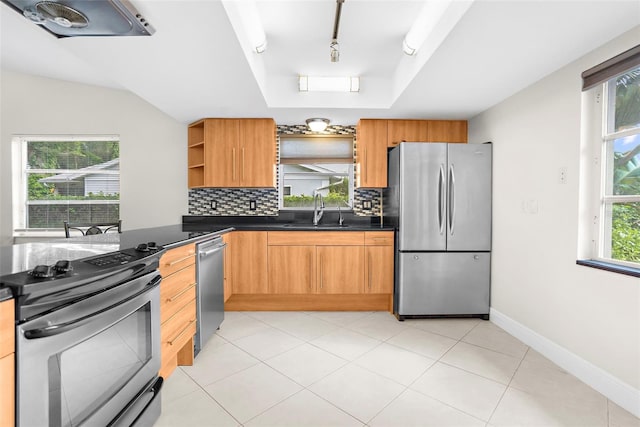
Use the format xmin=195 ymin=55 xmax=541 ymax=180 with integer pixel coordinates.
xmin=28 ymin=260 xmax=74 ymax=278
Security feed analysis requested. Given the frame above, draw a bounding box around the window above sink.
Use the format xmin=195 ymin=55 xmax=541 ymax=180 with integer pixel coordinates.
xmin=279 ymin=135 xmax=354 ymax=211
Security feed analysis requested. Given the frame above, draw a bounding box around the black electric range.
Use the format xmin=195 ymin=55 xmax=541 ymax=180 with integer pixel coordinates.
xmin=0 ymin=242 xmax=165 ymax=322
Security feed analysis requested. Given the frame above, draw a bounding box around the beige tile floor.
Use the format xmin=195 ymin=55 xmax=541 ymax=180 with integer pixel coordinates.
xmin=154 ymin=311 xmax=639 ymax=427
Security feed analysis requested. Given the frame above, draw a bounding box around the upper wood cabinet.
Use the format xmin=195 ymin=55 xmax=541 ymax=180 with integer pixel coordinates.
xmin=188 ymin=118 xmax=276 ymax=188
xmin=356 ymin=118 xmax=468 ymax=188
xmin=387 ymin=120 xmax=429 ymax=147
xmin=387 ymin=119 xmax=467 ymax=147
xmin=427 ymin=120 xmax=468 ymax=143
xmin=356 ymin=119 xmax=388 ymax=188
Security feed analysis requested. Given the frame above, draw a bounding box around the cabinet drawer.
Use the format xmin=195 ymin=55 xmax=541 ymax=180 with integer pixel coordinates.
xmin=268 ymin=231 xmax=364 ymax=246
xmin=161 ymin=299 xmax=196 ymax=358
xmin=364 ymin=231 xmax=394 ymax=246
xmin=0 ymin=353 xmax=14 ymax=427
xmin=160 ymin=265 xmax=196 ymax=324
xmin=160 ymin=244 xmax=196 ymax=276
xmin=0 ymin=299 xmax=14 ymax=358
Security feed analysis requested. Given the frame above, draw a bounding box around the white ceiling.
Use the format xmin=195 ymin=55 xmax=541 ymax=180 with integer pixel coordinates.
xmin=1 ymin=0 xmax=639 ymax=126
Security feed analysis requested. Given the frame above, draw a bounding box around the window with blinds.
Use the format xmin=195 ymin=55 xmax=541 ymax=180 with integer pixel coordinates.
xmin=279 ymin=135 xmax=354 ymax=210
xmin=580 ymin=45 xmax=640 ymax=270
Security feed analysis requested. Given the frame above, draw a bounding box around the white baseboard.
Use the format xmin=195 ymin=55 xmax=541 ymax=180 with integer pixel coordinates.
xmin=490 ymin=308 xmax=640 ymax=418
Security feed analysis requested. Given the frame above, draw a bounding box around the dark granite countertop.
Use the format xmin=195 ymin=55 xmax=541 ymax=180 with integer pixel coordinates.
xmin=0 ymin=214 xmax=393 ymax=294
xmin=0 ymin=225 xmax=232 ymax=279
xmin=183 ymin=211 xmax=394 ymax=232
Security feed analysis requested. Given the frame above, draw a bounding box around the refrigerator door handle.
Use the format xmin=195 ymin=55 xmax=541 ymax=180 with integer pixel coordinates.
xmin=438 ymin=164 xmax=445 ymax=235
xmin=448 ymin=163 xmax=456 ymax=235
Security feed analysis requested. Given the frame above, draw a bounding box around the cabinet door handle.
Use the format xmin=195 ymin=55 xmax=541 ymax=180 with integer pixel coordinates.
xmin=319 ymin=254 xmax=323 ymax=289
xmin=167 ymin=283 xmax=196 ymax=302
xmin=363 ymin=147 xmax=367 ymax=183
xmin=232 ymin=148 xmax=237 ymax=181
xmin=165 ymin=254 xmax=194 ymax=267
xmin=241 ymin=147 xmax=245 ymax=182
xmin=309 ymin=252 xmax=313 ymax=290
xmin=368 ymin=253 xmax=372 ymax=290
xmin=168 ymin=319 xmax=196 ymax=345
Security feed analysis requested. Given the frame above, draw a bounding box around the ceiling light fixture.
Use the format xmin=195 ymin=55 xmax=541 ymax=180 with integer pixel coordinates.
xmin=306 ymin=118 xmax=330 ymax=132
xmin=299 ymin=76 xmax=360 ymax=92
xmin=331 ymin=0 xmax=344 ymax=62
xmin=402 ymin=0 xmax=452 ymax=56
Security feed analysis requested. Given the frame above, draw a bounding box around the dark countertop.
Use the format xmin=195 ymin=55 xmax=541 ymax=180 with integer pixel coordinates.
xmin=0 ymin=214 xmax=393 ymax=296
xmin=0 ymin=225 xmax=233 ymax=279
xmin=183 ymin=211 xmax=393 ymax=232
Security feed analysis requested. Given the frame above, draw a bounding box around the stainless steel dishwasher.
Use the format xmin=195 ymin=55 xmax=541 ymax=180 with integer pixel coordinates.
xmin=195 ymin=237 xmax=226 ymax=356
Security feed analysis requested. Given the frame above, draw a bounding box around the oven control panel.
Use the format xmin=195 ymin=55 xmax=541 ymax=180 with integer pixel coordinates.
xmin=84 ymin=252 xmax=135 ymax=267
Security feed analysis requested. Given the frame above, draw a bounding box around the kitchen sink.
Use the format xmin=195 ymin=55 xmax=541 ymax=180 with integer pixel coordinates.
xmin=280 ymin=223 xmax=350 ymax=230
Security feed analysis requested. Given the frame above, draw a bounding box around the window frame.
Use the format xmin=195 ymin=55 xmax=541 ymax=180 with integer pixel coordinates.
xmin=584 ymin=77 xmax=640 ymax=271
xmin=278 ymin=164 xmax=355 ymax=211
xmin=12 ymin=135 xmax=120 ymax=236
xmin=277 ymin=134 xmax=355 ymax=211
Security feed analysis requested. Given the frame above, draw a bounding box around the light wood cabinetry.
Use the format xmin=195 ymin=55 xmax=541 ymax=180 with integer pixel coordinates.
xmin=356 ymin=119 xmax=388 ymax=188
xmin=159 ymin=244 xmax=197 ymax=379
xmin=228 ymin=231 xmax=268 ymax=294
xmin=427 ymin=120 xmax=468 ymax=143
xmin=356 ymin=119 xmax=468 ymax=188
xmin=387 ymin=119 xmax=429 ymax=147
xmin=188 ymin=118 xmax=276 ymax=188
xmin=187 ymin=120 xmax=205 ymax=188
xmin=316 ymin=246 xmax=364 ymax=294
xmin=0 ymin=299 xmax=14 ymax=427
xmin=205 ymin=119 xmax=239 ymax=187
xmin=239 ymin=119 xmax=277 ymax=187
xmin=223 ymin=230 xmax=392 ymax=311
xmin=364 ymin=231 xmax=395 ymax=294
xmin=268 ymin=245 xmax=315 ymax=294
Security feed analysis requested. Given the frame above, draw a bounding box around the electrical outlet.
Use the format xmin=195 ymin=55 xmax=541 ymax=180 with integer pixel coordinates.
xmin=211 ymin=201 xmax=217 ymax=210
xmin=363 ymin=200 xmax=372 ymax=210
xmin=559 ymin=167 xmax=567 ymax=184
xmin=249 ymin=200 xmax=257 ymax=211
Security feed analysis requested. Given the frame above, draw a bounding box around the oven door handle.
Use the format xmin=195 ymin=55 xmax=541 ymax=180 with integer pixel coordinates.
xmin=24 ymin=275 xmax=161 ymax=339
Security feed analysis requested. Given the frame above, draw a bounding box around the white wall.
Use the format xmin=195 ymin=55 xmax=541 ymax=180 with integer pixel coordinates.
xmin=0 ymin=71 xmax=187 ymax=244
xmin=469 ymin=27 xmax=639 ymax=406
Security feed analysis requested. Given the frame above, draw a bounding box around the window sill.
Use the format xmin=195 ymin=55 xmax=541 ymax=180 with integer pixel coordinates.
xmin=576 ymin=260 xmax=640 ymax=278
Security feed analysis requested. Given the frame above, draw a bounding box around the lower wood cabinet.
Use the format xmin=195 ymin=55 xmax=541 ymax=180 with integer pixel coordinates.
xmin=159 ymin=244 xmax=197 ymax=379
xmin=0 ymin=299 xmax=14 ymax=427
xmin=316 ymin=246 xmax=364 ymax=294
xmin=225 ymin=230 xmax=394 ymax=311
xmin=228 ymin=231 xmax=268 ymax=294
xmin=268 ymin=245 xmax=315 ymax=294
xmin=365 ymin=245 xmax=394 ymax=294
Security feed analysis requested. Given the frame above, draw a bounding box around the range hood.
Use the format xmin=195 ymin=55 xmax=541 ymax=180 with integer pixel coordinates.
xmin=1 ymin=0 xmax=155 ymax=37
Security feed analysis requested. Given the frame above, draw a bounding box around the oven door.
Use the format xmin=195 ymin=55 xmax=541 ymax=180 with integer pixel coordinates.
xmin=16 ymin=270 xmax=162 ymax=427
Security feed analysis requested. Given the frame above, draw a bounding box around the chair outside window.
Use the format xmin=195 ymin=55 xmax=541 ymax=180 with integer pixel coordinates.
xmin=63 ymin=220 xmax=122 ymax=238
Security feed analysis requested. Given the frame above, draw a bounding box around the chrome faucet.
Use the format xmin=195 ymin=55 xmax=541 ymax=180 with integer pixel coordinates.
xmin=338 ymin=205 xmax=344 ymax=226
xmin=313 ymin=191 xmax=324 ymax=226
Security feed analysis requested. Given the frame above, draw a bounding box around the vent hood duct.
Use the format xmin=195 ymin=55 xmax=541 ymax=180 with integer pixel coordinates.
xmin=1 ymin=0 xmax=155 ymax=37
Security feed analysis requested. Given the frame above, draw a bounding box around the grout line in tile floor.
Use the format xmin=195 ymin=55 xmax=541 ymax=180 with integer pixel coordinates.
xmin=160 ymin=311 xmax=638 ymax=427
xmin=245 ymin=312 xmax=488 ymax=425
xmin=485 ymin=344 xmax=530 ymax=425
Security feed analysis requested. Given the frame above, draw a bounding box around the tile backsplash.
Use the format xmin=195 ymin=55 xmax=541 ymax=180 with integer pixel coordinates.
xmin=189 ymin=188 xmax=278 ymax=216
xmin=187 ymin=124 xmax=382 ymax=217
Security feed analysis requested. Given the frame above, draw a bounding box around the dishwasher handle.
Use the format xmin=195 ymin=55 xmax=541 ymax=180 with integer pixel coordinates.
xmin=199 ymin=241 xmax=226 ymax=258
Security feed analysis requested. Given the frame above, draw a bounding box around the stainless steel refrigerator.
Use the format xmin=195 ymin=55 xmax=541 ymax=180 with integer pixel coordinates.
xmin=384 ymin=142 xmax=492 ymax=320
